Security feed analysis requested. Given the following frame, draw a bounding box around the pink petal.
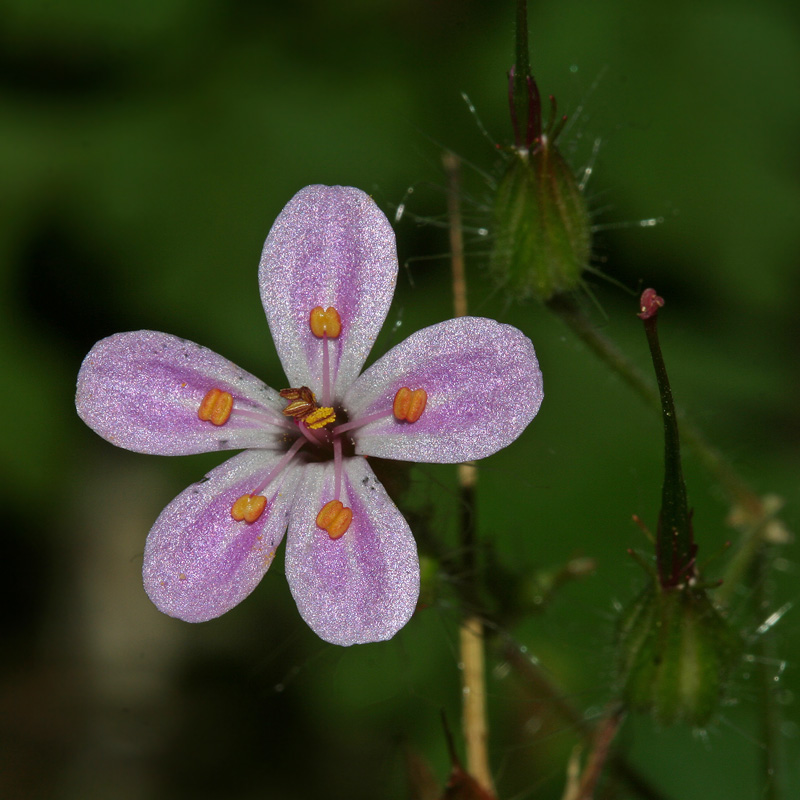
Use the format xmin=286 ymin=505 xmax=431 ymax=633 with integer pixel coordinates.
xmin=76 ymin=331 xmax=293 ymax=455
xmin=143 ymin=450 xmax=301 ymax=622
xmin=284 ymin=458 xmax=420 ymax=646
xmin=258 ymin=185 xmax=397 ymax=400
xmin=343 ymin=316 xmax=543 ymax=463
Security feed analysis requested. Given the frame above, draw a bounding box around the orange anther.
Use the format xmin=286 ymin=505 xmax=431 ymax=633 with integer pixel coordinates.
xmin=198 ymin=388 xmax=234 ymax=426
xmin=392 ymin=387 xmax=427 ymax=423
xmin=309 ymin=306 xmax=342 ymax=338
xmin=304 ymin=406 xmax=336 ymax=430
xmin=231 ymin=494 xmax=267 ymax=523
xmin=316 ymin=499 xmax=353 ymax=539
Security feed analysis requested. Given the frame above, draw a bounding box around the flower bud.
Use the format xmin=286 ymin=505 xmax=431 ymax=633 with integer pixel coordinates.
xmin=616 ymin=582 xmax=740 ymax=726
xmin=489 ymin=79 xmax=591 ymax=302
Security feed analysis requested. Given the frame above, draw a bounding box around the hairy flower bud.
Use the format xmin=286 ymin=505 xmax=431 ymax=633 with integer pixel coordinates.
xmin=616 ymin=582 xmax=740 ymax=726
xmin=489 ymin=73 xmax=591 ymax=302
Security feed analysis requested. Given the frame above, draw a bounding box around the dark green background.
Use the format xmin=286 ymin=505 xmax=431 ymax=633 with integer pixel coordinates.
xmin=2 ymin=1 xmax=798 ymax=798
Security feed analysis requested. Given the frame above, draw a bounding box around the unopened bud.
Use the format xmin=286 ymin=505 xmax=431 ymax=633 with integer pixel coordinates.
xmin=490 ymin=94 xmax=591 ymax=302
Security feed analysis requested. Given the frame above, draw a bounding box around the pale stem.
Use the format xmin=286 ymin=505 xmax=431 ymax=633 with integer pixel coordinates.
xmin=444 ymin=150 xmax=495 ymax=795
xmin=460 ymin=616 xmax=493 ymax=792
xmin=561 ymin=706 xmax=626 ymax=800
xmin=445 ymin=151 xmax=468 ymax=320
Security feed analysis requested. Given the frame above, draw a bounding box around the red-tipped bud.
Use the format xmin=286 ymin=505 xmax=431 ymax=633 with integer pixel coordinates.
xmin=637 ymin=288 xmax=665 ymax=319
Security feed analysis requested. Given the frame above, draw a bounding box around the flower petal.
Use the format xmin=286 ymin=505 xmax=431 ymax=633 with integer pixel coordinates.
xmin=343 ymin=316 xmax=543 ymax=463
xmin=285 ymin=458 xmax=419 ymax=646
xmin=258 ymin=185 xmax=398 ymax=399
xmin=143 ymin=450 xmax=301 ymax=622
xmin=77 ymin=331 xmax=294 ymax=455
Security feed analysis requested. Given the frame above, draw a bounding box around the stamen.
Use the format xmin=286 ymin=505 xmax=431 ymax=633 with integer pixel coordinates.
xmin=232 ymin=407 xmax=295 ymax=431
xmin=316 ymin=499 xmax=353 ymax=539
xmin=198 ymin=388 xmax=233 ymax=426
xmin=305 ymin=406 xmax=336 ymax=430
xmin=309 ymin=306 xmax=342 ymax=338
xmin=230 ymin=436 xmax=306 ymax=523
xmin=332 ymin=409 xmax=394 ymax=435
xmin=322 ymin=326 xmax=331 ymax=407
xmin=231 ymin=493 xmax=267 ymax=523
xmin=393 ymin=387 xmax=428 ymax=423
xmin=280 ymin=386 xmax=317 ymax=420
xmin=333 ymin=436 xmax=343 ymax=500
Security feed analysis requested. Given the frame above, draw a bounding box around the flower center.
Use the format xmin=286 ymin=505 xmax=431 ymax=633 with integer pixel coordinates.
xmin=194 ymin=305 xmax=429 ymax=541
xmin=279 ymin=386 xmax=337 ymax=430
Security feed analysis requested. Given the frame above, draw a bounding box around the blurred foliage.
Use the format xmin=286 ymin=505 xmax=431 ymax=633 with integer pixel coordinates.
xmin=1 ymin=1 xmax=798 ymax=799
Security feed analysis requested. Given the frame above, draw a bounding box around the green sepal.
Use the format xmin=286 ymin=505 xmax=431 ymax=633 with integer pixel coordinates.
xmin=489 ymin=144 xmax=590 ymax=302
xmin=616 ymin=582 xmax=740 ymax=727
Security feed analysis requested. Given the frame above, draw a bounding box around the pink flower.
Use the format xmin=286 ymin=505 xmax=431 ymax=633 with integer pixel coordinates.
xmin=76 ymin=186 xmax=543 ymax=645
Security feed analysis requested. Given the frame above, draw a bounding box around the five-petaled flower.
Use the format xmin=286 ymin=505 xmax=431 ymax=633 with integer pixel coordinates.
xmin=76 ymin=185 xmax=544 ymax=645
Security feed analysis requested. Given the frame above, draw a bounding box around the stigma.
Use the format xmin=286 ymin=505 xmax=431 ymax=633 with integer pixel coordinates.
xmin=309 ymin=306 xmax=342 ymax=338
xmin=316 ymin=499 xmax=353 ymax=539
xmin=198 ymin=388 xmax=233 ymax=426
xmin=231 ymin=493 xmax=267 ymax=523
xmin=393 ymin=387 xmax=427 ymax=423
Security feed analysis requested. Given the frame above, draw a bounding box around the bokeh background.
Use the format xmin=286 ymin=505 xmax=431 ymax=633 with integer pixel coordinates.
xmin=2 ymin=1 xmax=798 ymax=798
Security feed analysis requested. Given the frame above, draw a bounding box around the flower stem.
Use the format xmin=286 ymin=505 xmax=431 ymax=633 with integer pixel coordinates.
xmin=562 ymin=705 xmax=626 ymax=800
xmin=444 ymin=150 xmax=495 ymax=795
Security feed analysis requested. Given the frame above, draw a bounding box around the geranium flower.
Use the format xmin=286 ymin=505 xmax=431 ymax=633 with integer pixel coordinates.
xmin=76 ymin=185 xmax=544 ymax=645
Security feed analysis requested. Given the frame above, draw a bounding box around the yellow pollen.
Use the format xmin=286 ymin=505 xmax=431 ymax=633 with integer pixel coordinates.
xmin=231 ymin=493 xmax=267 ymax=523
xmin=316 ymin=499 xmax=353 ymax=539
xmin=309 ymin=306 xmax=342 ymax=338
xmin=393 ymin=387 xmax=428 ymax=423
xmin=198 ymin=388 xmax=234 ymax=426
xmin=305 ymin=406 xmax=336 ymax=429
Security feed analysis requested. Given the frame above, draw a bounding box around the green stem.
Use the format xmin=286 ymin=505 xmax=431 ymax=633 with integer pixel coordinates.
xmin=641 ymin=311 xmax=694 ymax=587
xmin=514 ymin=0 xmax=531 ymax=82
xmin=512 ymin=0 xmax=538 ymax=148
